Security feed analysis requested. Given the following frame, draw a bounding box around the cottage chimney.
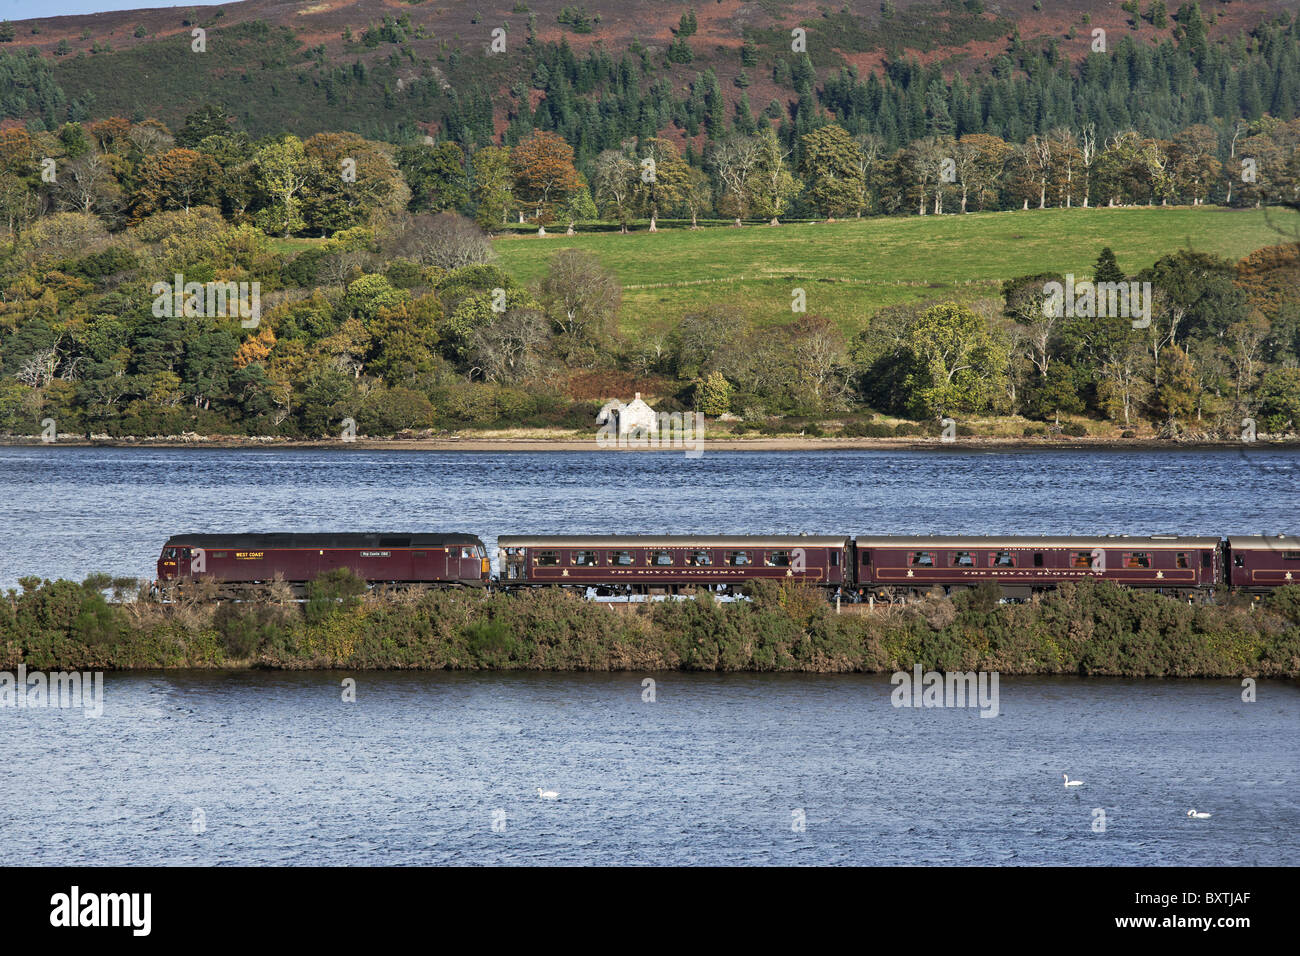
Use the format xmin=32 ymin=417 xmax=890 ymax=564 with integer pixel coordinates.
xmin=634 ymin=392 xmax=641 ymax=401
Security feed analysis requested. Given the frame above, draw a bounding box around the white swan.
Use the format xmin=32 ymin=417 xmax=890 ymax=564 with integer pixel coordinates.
xmin=1063 ymin=774 xmax=1084 ymax=787
xmin=1187 ymin=809 xmax=1212 ymax=819
xmin=537 ymin=787 xmax=559 ymax=800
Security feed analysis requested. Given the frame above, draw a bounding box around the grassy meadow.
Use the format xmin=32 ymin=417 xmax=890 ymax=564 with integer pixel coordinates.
xmin=492 ymin=206 xmax=1300 ymax=335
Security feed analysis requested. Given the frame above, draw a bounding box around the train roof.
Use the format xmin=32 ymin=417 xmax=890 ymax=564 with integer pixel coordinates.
xmin=163 ymin=533 xmax=484 ymax=549
xmin=1226 ymin=535 xmax=1300 ymax=549
xmin=496 ymin=534 xmax=849 ymax=548
xmin=853 ymin=535 xmax=1223 ymax=549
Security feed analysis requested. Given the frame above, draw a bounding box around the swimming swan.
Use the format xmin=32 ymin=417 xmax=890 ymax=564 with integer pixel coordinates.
xmin=537 ymin=787 xmax=559 ymax=800
xmin=1187 ymin=809 xmax=1212 ymax=819
xmin=1063 ymin=774 xmax=1084 ymax=787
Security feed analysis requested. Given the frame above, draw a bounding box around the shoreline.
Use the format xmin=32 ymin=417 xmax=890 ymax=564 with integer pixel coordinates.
xmin=4 ymin=436 xmax=1298 ymax=453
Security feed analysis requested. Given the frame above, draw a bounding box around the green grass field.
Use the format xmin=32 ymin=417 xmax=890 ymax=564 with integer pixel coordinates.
xmin=492 ymin=206 xmax=1300 ymax=335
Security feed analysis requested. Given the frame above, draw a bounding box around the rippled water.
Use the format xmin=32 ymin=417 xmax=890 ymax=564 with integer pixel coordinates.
xmin=1 ymin=672 xmax=1295 ymax=865
xmin=2 ymin=447 xmax=1297 ymax=865
xmin=1 ymin=445 xmax=1297 ymax=587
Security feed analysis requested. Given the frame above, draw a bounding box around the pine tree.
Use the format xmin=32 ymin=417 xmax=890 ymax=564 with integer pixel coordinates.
xmin=1093 ymin=247 xmax=1126 ymax=284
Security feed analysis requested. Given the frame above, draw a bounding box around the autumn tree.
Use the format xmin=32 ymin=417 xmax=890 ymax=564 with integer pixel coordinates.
xmin=300 ymin=131 xmax=408 ymax=235
xmin=132 ymin=148 xmax=220 ymax=218
xmin=510 ymin=130 xmax=580 ymax=225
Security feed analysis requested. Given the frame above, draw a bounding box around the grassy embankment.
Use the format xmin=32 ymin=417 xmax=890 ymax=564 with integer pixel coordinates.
xmin=492 ymin=205 xmax=1300 ymax=337
xmin=4 ymin=573 xmax=1298 ymax=678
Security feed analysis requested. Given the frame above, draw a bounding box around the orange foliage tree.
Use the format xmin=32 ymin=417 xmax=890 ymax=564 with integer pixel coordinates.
xmin=509 ymin=130 xmax=580 ymax=225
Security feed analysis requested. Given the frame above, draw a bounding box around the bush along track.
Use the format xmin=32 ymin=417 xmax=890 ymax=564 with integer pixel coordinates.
xmin=3 ymin=573 xmax=1299 ymax=677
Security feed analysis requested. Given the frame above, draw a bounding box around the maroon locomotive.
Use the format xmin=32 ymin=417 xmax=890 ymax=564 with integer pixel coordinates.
xmin=496 ymin=534 xmax=850 ymax=595
xmin=157 ymin=532 xmax=489 ymax=596
xmin=854 ymin=534 xmax=1222 ymax=601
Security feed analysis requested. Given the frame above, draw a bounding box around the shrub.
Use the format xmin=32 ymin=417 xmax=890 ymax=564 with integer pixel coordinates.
xmin=304 ymin=568 xmax=367 ymax=623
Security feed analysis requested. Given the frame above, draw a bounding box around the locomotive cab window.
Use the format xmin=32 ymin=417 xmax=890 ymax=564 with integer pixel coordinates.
xmin=766 ymin=551 xmax=792 ymax=568
xmin=991 ymin=551 xmax=1015 ymax=568
xmin=610 ymin=550 xmax=634 ymax=566
xmin=689 ymin=550 xmax=712 ymax=567
xmin=460 ymin=547 xmax=474 ymax=559
xmin=727 ymin=551 xmax=751 ymax=567
xmin=910 ymin=552 xmax=934 ymax=567
xmin=163 ymin=548 xmax=177 ymax=559
xmin=650 ymin=550 xmax=674 ymax=566
xmin=952 ymin=551 xmax=974 ymax=567
xmin=573 ymin=550 xmax=598 ymax=566
xmin=535 ymin=551 xmax=560 ymax=567
xmin=1125 ymin=552 xmax=1151 ymax=569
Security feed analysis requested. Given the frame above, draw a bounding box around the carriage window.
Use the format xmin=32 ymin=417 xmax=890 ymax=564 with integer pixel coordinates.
xmin=1033 ymin=553 xmax=1044 ymax=568
xmin=1284 ymin=552 xmax=1300 ymax=561
xmin=610 ymin=550 xmax=633 ymax=566
xmin=952 ymin=551 xmax=974 ymax=567
xmin=910 ymin=552 xmax=934 ymax=567
xmin=1073 ymin=551 xmax=1093 ymax=568
xmin=767 ymin=551 xmax=793 ymax=568
xmin=1234 ymin=553 xmax=1244 ymax=568
xmin=727 ymin=551 xmax=751 ymax=566
xmin=413 ymin=551 xmax=427 ymax=558
xmin=861 ymin=551 xmax=871 ymax=564
xmin=1202 ymin=552 xmax=1212 ymax=568
xmin=650 ymin=550 xmax=674 ymax=566
xmin=1125 ymin=552 xmax=1151 ymax=569
xmin=689 ymin=550 xmax=712 ymax=566
xmin=535 ymin=551 xmax=559 ymax=567
xmin=830 ymin=551 xmax=838 ymax=567
xmin=1176 ymin=552 xmax=1190 ymax=569
xmin=992 ymin=551 xmax=1015 ymax=567
xmin=573 ymin=550 xmax=598 ymax=566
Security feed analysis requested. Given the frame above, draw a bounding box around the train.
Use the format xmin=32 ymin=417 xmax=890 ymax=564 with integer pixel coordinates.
xmin=155 ymin=531 xmax=1300 ymax=602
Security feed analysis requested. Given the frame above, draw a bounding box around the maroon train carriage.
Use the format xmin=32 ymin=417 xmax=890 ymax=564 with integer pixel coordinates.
xmin=157 ymin=533 xmax=489 ymax=596
xmin=1225 ymin=535 xmax=1300 ymax=595
xmin=853 ymin=535 xmax=1222 ymax=601
xmin=496 ymin=535 xmax=851 ymax=595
